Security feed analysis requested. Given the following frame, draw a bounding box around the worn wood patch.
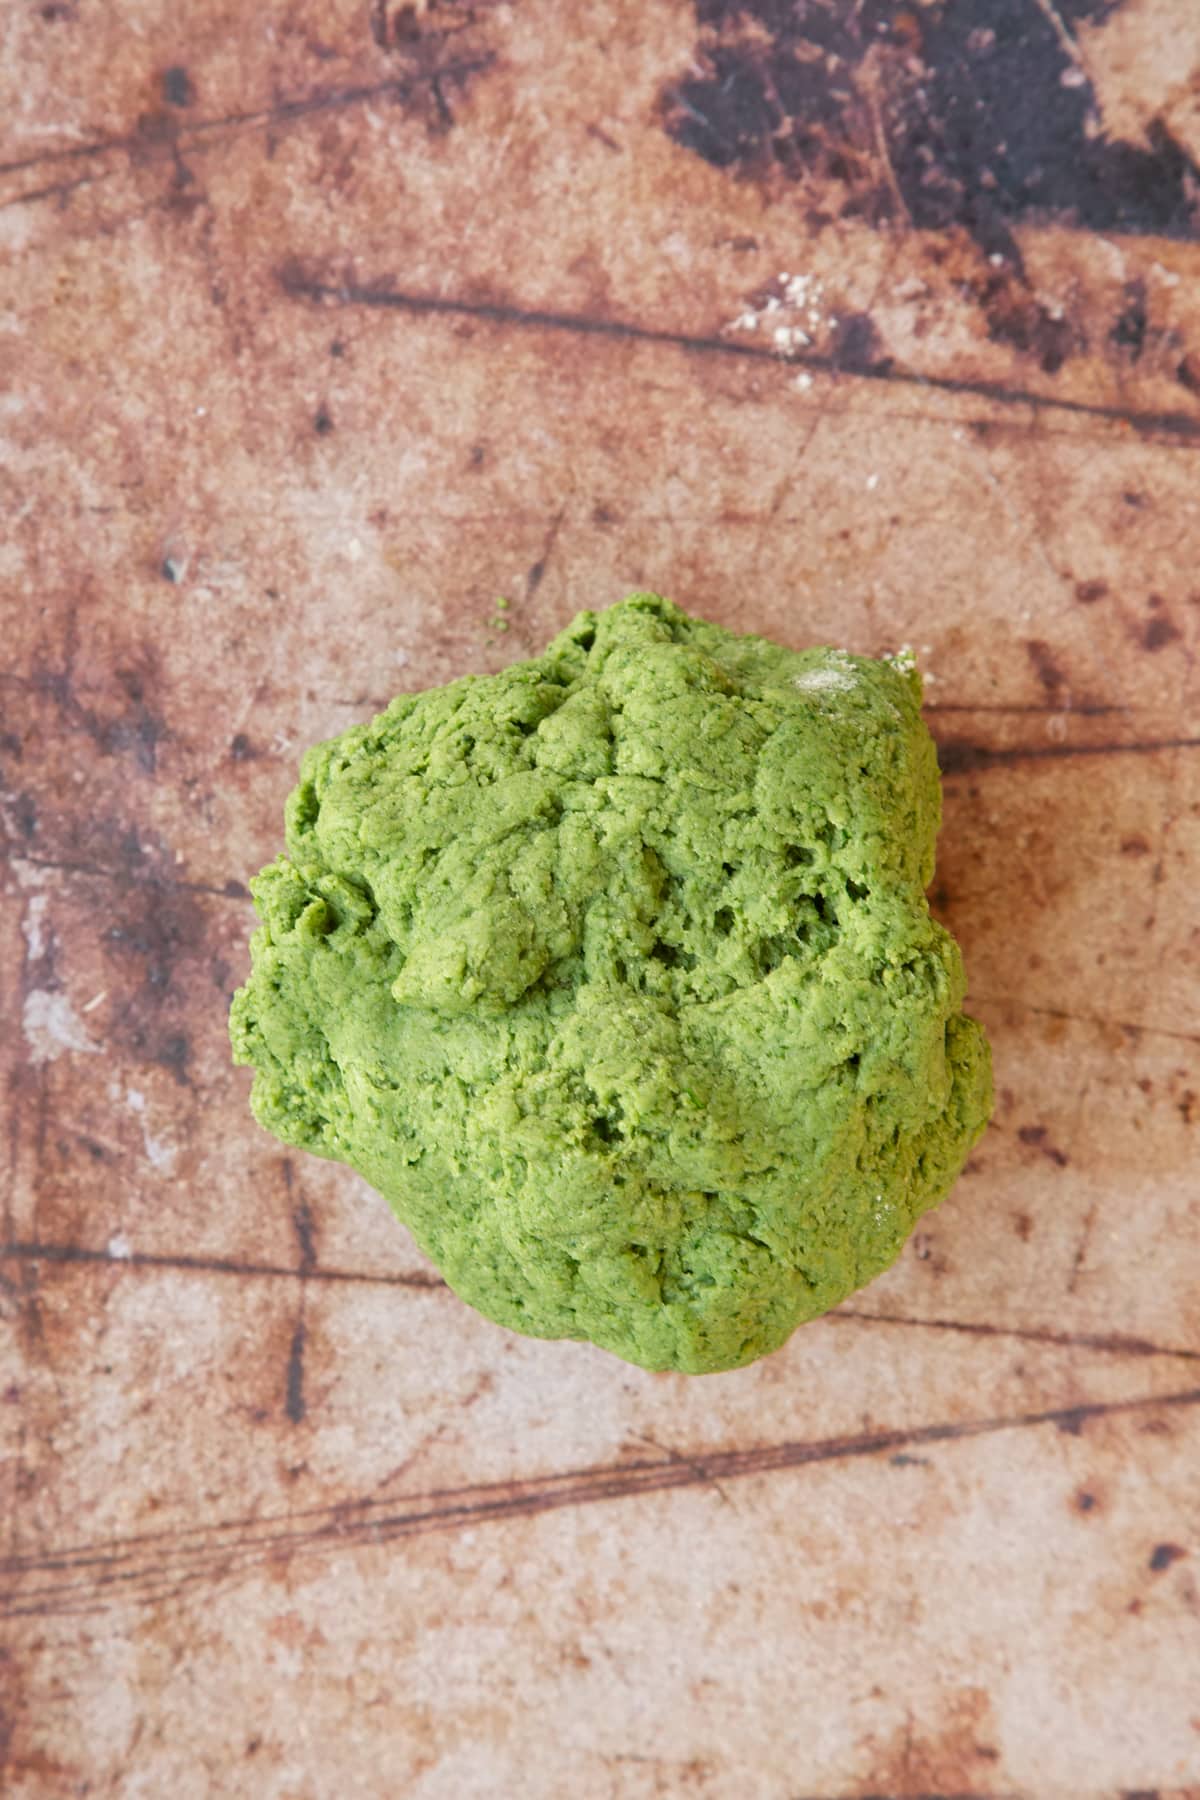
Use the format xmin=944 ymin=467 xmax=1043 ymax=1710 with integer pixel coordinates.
xmin=2 ymin=0 xmax=1198 ymax=1793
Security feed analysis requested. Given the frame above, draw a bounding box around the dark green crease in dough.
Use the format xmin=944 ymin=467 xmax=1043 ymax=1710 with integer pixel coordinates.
xmin=230 ymin=593 xmax=993 ymax=1372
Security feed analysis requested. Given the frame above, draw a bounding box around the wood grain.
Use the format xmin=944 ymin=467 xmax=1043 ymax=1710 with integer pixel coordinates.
xmin=2 ymin=0 xmax=1198 ymax=1794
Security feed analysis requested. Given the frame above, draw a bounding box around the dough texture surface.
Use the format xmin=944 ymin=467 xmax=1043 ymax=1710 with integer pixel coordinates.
xmin=231 ymin=595 xmax=993 ymax=1372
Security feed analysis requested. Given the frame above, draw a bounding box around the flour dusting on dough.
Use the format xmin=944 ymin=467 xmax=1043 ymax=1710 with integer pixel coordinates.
xmin=885 ymin=645 xmax=919 ymax=676
xmin=795 ymin=651 xmax=857 ymax=694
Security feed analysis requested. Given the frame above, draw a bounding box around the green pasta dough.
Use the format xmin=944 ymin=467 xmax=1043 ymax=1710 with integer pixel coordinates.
xmin=230 ymin=594 xmax=992 ymax=1372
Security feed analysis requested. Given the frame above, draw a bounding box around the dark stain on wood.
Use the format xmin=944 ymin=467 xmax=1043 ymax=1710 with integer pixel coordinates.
xmin=1139 ymin=612 xmax=1181 ymax=652
xmin=1075 ymin=579 xmax=1109 ymax=605
xmin=1018 ymin=1124 xmax=1069 ymax=1167
xmin=660 ymin=0 xmax=1200 ymax=265
xmin=1111 ymin=280 xmax=1148 ymax=359
xmin=1025 ymin=639 xmax=1067 ymax=694
xmin=161 ymin=67 xmax=195 ymax=109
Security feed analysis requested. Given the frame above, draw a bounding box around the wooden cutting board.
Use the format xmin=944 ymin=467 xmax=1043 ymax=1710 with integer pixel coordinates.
xmin=2 ymin=1 xmax=1198 ymax=1793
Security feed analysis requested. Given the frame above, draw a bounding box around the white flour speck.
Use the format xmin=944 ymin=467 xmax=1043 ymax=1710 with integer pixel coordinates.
xmin=124 ymin=1089 xmax=178 ymax=1172
xmin=724 ymin=273 xmax=830 ymax=356
xmin=773 ymin=324 xmax=811 ymax=354
xmin=141 ymin=1131 xmax=177 ymax=1173
xmin=22 ymin=990 xmax=99 ymax=1064
xmin=22 ymin=893 xmax=48 ymax=961
xmin=107 ymin=1233 xmax=133 ymax=1261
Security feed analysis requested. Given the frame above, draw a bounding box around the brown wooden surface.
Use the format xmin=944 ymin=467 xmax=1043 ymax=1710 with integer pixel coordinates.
xmin=3 ymin=1 xmax=1199 ymax=1794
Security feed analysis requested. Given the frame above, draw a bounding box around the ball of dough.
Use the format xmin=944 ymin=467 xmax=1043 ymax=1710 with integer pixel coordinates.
xmin=230 ymin=594 xmax=992 ymax=1372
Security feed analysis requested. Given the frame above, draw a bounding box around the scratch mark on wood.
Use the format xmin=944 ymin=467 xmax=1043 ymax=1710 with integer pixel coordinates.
xmin=0 ymin=1240 xmax=446 ymax=1291
xmin=936 ymin=735 xmax=1200 ymax=774
xmin=831 ymin=1309 xmax=1200 ymax=1364
xmin=792 ymin=1792 xmax=1022 ymax=1800
xmin=292 ymin=1205 xmax=317 ymax=1275
xmin=5 ymin=852 xmax=247 ymax=903
xmin=4 ymin=1385 xmax=1198 ymax=1619
xmin=924 ymin=702 xmax=1129 ymax=717
xmin=968 ymin=998 xmax=1200 ymax=1049
xmin=628 ymin=1433 xmax=736 ymax=1508
xmin=275 ymin=265 xmax=1200 ymax=446
xmin=525 ymin=507 xmax=566 ymax=599
xmin=0 ymin=172 xmax=102 ymax=212
xmin=284 ymin=1319 xmax=307 ymax=1424
xmin=0 ymin=59 xmax=497 ymax=183
xmin=284 ymin=1160 xmax=313 ymax=1424
xmin=1068 ymin=1201 xmax=1099 ymax=1295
